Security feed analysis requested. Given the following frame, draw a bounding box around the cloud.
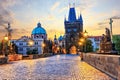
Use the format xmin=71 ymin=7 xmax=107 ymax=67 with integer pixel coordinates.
xmin=51 ymin=1 xmax=60 ymax=11
xmin=0 ymin=0 xmax=18 ymax=27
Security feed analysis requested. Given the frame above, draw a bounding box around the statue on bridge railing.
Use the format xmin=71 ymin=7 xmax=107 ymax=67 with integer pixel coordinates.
xmin=101 ymin=28 xmax=111 ymax=43
xmin=99 ymin=28 xmax=117 ymax=54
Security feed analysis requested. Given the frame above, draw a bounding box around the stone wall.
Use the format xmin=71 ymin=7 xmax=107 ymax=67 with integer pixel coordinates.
xmin=0 ymin=56 xmax=8 ymax=64
xmin=83 ymin=53 xmax=120 ymax=80
xmin=8 ymin=54 xmax=22 ymax=61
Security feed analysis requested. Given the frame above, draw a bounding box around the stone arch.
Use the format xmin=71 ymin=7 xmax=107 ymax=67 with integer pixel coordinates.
xmin=69 ymin=45 xmax=77 ymax=54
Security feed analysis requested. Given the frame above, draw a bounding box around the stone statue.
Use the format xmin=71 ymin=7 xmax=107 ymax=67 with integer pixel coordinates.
xmin=105 ymin=28 xmax=111 ymax=42
xmin=98 ymin=28 xmax=117 ymax=54
xmin=101 ymin=28 xmax=111 ymax=43
xmin=101 ymin=34 xmax=105 ymax=43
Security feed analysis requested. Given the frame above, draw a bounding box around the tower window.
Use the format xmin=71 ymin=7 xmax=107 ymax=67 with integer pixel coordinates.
xmin=67 ymin=29 xmax=71 ymax=32
xmin=73 ymin=29 xmax=77 ymax=32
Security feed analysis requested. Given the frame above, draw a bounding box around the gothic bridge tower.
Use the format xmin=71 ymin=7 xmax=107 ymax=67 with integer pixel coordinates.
xmin=64 ymin=6 xmax=83 ymax=53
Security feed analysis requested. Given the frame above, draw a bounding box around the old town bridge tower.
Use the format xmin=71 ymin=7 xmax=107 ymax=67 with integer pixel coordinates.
xmin=64 ymin=6 xmax=83 ymax=53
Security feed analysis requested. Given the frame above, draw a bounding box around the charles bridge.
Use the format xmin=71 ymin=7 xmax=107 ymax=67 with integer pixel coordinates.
xmin=0 ymin=54 xmax=119 ymax=80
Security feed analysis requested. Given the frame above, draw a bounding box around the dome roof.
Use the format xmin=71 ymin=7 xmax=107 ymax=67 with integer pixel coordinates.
xmin=32 ymin=22 xmax=46 ymax=34
xmin=58 ymin=36 xmax=63 ymax=41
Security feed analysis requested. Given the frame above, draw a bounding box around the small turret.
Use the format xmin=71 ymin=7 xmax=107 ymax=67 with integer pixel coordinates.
xmin=54 ymin=35 xmax=57 ymax=40
xmin=54 ymin=34 xmax=58 ymax=44
xmin=78 ymin=14 xmax=83 ymax=23
xmin=37 ymin=22 xmax=41 ymax=27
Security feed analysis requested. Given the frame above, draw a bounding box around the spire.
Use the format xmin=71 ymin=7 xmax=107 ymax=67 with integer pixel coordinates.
xmin=78 ymin=14 xmax=83 ymax=23
xmin=54 ymin=34 xmax=57 ymax=40
xmin=37 ymin=22 xmax=41 ymax=27
xmin=68 ymin=4 xmax=76 ymax=22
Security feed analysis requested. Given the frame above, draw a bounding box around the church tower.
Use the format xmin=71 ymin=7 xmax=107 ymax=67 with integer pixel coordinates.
xmin=64 ymin=5 xmax=83 ymax=53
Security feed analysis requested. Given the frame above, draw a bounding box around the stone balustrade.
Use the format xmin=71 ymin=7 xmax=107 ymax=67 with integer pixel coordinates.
xmin=0 ymin=56 xmax=8 ymax=64
xmin=83 ymin=53 xmax=120 ymax=80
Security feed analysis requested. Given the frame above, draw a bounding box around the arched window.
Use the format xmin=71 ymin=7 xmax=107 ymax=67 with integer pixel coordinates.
xmin=42 ymin=36 xmax=44 ymax=38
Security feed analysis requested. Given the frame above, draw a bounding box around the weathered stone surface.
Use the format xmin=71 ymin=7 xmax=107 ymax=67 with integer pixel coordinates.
xmin=83 ymin=53 xmax=120 ymax=80
xmin=0 ymin=54 xmax=113 ymax=80
xmin=0 ymin=57 xmax=8 ymax=64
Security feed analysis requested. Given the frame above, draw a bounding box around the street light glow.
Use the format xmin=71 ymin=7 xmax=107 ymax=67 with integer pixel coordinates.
xmin=57 ymin=47 xmax=60 ymax=50
xmin=78 ymin=42 xmax=83 ymax=46
xmin=4 ymin=36 xmax=8 ymax=41
xmin=28 ymin=40 xmax=34 ymax=46
xmin=80 ymin=38 xmax=84 ymax=42
xmin=84 ymin=30 xmax=88 ymax=38
xmin=42 ymin=43 xmax=45 ymax=47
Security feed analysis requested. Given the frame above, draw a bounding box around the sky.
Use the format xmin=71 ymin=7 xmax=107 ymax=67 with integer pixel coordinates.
xmin=0 ymin=0 xmax=120 ymax=40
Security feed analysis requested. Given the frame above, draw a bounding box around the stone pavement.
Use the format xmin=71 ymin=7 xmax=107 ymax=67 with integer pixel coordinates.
xmin=0 ymin=54 xmax=114 ymax=80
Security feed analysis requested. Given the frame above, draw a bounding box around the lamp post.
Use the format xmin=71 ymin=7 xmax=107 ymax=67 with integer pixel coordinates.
xmin=83 ymin=30 xmax=88 ymax=53
xmin=42 ymin=43 xmax=45 ymax=54
xmin=4 ymin=35 xmax=8 ymax=57
xmin=27 ymin=40 xmax=34 ymax=55
xmin=78 ymin=41 xmax=83 ymax=60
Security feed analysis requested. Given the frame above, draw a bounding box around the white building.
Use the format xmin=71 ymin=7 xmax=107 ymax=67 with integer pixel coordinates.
xmin=58 ymin=35 xmax=65 ymax=48
xmin=88 ymin=36 xmax=101 ymax=51
xmin=12 ymin=22 xmax=47 ymax=56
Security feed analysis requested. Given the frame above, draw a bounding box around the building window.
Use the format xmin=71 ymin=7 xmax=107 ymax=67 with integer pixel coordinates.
xmin=27 ymin=48 xmax=30 ymax=51
xmin=42 ymin=36 xmax=44 ymax=38
xmin=73 ymin=29 xmax=77 ymax=32
xmin=19 ymin=48 xmax=23 ymax=51
xmin=67 ymin=29 xmax=71 ymax=32
xmin=35 ymin=42 xmax=38 ymax=45
xmin=19 ymin=43 xmax=23 ymax=45
xmin=26 ymin=42 xmax=28 ymax=45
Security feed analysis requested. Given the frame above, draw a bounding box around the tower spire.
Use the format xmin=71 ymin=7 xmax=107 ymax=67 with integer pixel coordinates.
xmin=68 ymin=4 xmax=76 ymax=22
xmin=78 ymin=13 xmax=83 ymax=23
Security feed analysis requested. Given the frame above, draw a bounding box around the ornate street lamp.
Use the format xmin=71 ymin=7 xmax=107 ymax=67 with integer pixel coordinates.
xmin=83 ymin=30 xmax=88 ymax=38
xmin=4 ymin=35 xmax=8 ymax=57
xmin=27 ymin=40 xmax=34 ymax=55
xmin=42 ymin=43 xmax=45 ymax=48
xmin=42 ymin=43 xmax=45 ymax=53
xmin=78 ymin=42 xmax=83 ymax=46
xmin=4 ymin=36 xmax=8 ymax=41
xmin=83 ymin=30 xmax=88 ymax=53
xmin=80 ymin=38 xmax=85 ymax=42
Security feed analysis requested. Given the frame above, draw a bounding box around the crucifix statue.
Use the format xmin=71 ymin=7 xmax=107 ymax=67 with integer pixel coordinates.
xmin=5 ymin=23 xmax=13 ymax=40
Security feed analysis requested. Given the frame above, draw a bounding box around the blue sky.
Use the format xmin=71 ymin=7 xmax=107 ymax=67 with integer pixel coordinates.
xmin=0 ymin=0 xmax=120 ymax=40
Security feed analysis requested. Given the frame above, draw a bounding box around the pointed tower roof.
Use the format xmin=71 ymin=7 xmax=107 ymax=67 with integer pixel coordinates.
xmin=54 ymin=35 xmax=57 ymax=40
xmin=68 ymin=7 xmax=76 ymax=22
xmin=78 ymin=14 xmax=83 ymax=23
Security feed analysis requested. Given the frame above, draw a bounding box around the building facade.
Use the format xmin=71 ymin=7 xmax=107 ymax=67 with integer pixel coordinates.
xmin=64 ymin=6 xmax=83 ymax=53
xmin=12 ymin=22 xmax=47 ymax=56
xmin=88 ymin=36 xmax=101 ymax=51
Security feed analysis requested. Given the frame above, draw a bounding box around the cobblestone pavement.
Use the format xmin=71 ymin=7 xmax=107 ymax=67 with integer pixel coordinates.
xmin=0 ymin=54 xmax=114 ymax=80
